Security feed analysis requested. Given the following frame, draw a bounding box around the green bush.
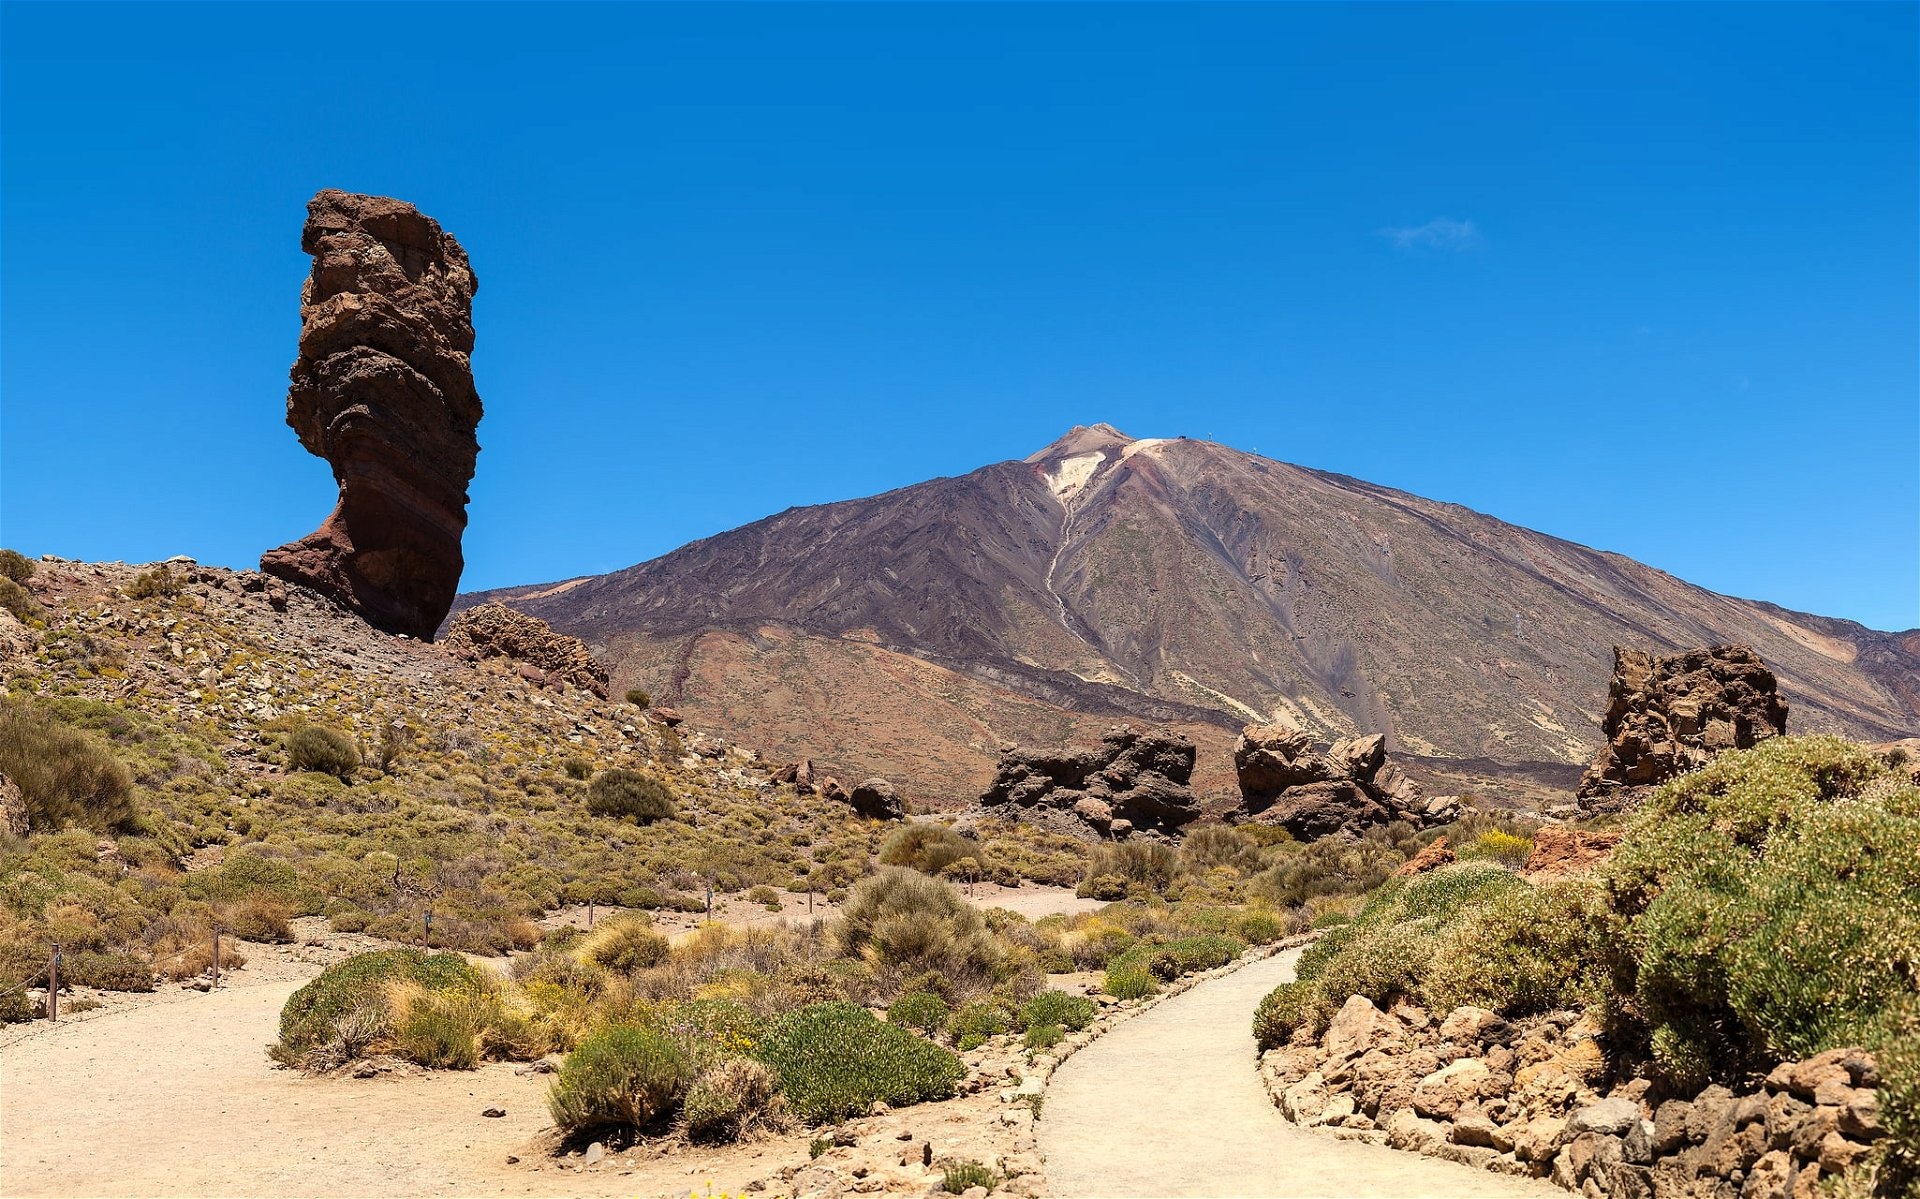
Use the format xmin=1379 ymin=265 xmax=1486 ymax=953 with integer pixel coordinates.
xmin=837 ymin=869 xmax=1000 ymax=982
xmin=275 ymin=948 xmax=481 ymax=1063
xmin=548 ymin=1023 xmax=693 ymax=1135
xmin=878 ymin=824 xmax=978 ymax=876
xmin=1077 ymin=842 xmax=1179 ymax=898
xmin=1253 ymin=980 xmax=1316 ymax=1050
xmin=1024 ymin=1021 xmax=1064 ymax=1050
xmin=1233 ymin=909 xmax=1285 ymax=945
xmin=62 ymin=950 xmax=153 ymax=993
xmin=394 ymin=986 xmax=492 ymax=1069
xmin=1424 ymin=876 xmax=1623 ymax=1018
xmin=586 ymin=769 xmax=676 ymax=824
xmin=286 ymin=724 xmax=360 ymax=781
xmin=949 ymin=1000 xmax=1011 ymax=1045
xmin=0 ymin=549 xmax=33 ymax=584
xmin=0 ymin=577 xmax=40 ymax=624
xmin=1103 ymin=956 xmax=1157 ymax=1000
xmin=1179 ymin=825 xmax=1263 ymax=876
xmin=0 ymin=699 xmax=134 ymax=831
xmin=1019 ymin=990 xmax=1095 ymax=1033
xmin=579 ymin=915 xmax=671 ymax=974
xmin=624 ymin=688 xmax=652 ymax=708
xmin=124 ymin=566 xmax=182 ymax=599
xmin=561 ymin=756 xmax=593 ymax=781
xmin=0 ymin=981 xmax=31 ymax=1024
xmin=887 ymin=991 xmax=951 ymax=1038
xmin=753 ymin=1001 xmax=964 ymax=1124
xmin=940 ymin=1160 xmax=999 ymax=1193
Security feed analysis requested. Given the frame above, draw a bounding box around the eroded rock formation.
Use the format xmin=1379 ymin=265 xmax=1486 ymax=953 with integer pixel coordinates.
xmin=441 ymin=603 xmax=608 ymax=696
xmin=847 ymin=777 xmax=907 ymax=822
xmin=1576 ymin=645 xmax=1788 ymax=814
xmin=1227 ymin=718 xmax=1454 ymax=838
xmin=979 ymin=726 xmax=1201 ymax=838
xmin=261 ymin=190 xmax=482 ymax=640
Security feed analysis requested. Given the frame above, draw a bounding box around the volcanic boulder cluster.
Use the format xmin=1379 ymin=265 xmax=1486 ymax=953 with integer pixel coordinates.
xmin=441 ymin=603 xmax=609 ymax=697
xmin=978 ymin=726 xmax=1202 ymax=839
xmin=261 ymin=190 xmax=483 ymax=641
xmin=1576 ymin=644 xmax=1788 ymax=814
xmin=770 ymin=760 xmax=906 ymax=821
xmin=1226 ymin=719 xmax=1454 ymax=838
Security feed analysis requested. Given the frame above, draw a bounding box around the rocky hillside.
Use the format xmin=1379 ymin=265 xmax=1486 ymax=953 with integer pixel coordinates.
xmin=460 ymin=425 xmax=1920 ymax=805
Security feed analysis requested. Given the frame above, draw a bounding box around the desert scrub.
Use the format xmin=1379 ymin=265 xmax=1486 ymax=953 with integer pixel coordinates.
xmin=273 ymin=948 xmax=484 ymax=1068
xmin=285 ymin=723 xmax=360 ymax=781
xmin=681 ymin=1058 xmax=780 ymax=1141
xmin=1422 ymin=874 xmax=1623 ymax=1018
xmin=753 ymin=1001 xmax=964 ymax=1124
xmin=1076 ymin=841 xmax=1179 ymax=899
xmin=123 ymin=565 xmax=183 ymax=600
xmin=548 ymin=1023 xmax=694 ymax=1136
xmin=1019 ymin=990 xmax=1095 ymax=1033
xmin=0 ymin=697 xmax=134 ymax=831
xmin=587 ymin=768 xmax=677 ymax=824
xmin=835 ymin=868 xmax=1000 ymax=984
xmin=1252 ymin=980 xmax=1317 ymax=1049
xmin=886 ymin=990 xmax=951 ymax=1038
xmin=578 ymin=913 xmax=671 ymax=973
xmin=878 ymin=823 xmax=979 ymax=876
xmin=939 ymin=1160 xmax=999 ymax=1193
xmin=948 ymin=999 xmax=1012 ymax=1048
xmin=0 ymin=548 xmax=32 ymax=584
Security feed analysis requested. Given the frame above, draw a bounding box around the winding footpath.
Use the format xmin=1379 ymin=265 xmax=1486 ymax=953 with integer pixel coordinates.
xmin=1040 ymin=949 xmax=1562 ymax=1198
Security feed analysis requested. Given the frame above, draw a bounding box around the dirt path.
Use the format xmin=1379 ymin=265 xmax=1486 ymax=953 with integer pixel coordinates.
xmin=1039 ymin=949 xmax=1562 ymax=1198
xmin=0 ymin=964 xmax=799 ymax=1198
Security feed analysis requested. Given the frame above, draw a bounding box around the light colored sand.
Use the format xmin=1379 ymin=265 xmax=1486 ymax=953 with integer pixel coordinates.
xmin=1039 ymin=949 xmax=1563 ymax=1198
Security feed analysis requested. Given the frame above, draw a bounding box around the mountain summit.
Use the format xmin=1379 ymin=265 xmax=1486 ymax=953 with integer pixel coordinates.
xmin=458 ymin=429 xmax=1919 ymax=803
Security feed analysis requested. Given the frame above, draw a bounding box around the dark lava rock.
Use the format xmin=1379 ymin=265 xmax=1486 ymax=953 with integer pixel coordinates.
xmin=979 ymin=725 xmax=1201 ymax=838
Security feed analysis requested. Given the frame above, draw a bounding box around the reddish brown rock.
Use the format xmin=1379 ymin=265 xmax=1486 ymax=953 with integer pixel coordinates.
xmin=441 ymin=603 xmax=608 ymax=697
xmin=978 ymin=725 xmax=1201 ymax=838
xmin=1229 ymin=720 xmax=1436 ymax=838
xmin=261 ymin=190 xmax=482 ymax=640
xmin=1395 ymin=835 xmax=1456 ymax=878
xmin=1577 ymin=645 xmax=1788 ymax=813
xmin=0 ymin=771 xmax=26 ymax=838
xmin=1521 ymin=826 xmax=1624 ymax=880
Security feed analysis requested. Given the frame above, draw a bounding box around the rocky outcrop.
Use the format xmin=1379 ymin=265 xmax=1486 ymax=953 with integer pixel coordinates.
xmin=1576 ymin=645 xmax=1789 ymax=814
xmin=261 ymin=190 xmax=483 ymax=641
xmin=847 ymin=777 xmax=907 ymax=822
xmin=1261 ymin=996 xmax=1885 ymax=1199
xmin=1521 ymin=827 xmax=1623 ymax=881
xmin=1228 ymin=719 xmax=1455 ymax=837
xmin=772 ymin=759 xmax=817 ymax=794
xmin=0 ymin=771 xmax=26 ymax=838
xmin=1394 ymin=836 xmax=1455 ymax=878
xmin=979 ymin=726 xmax=1201 ymax=838
xmin=441 ymin=603 xmax=608 ymax=696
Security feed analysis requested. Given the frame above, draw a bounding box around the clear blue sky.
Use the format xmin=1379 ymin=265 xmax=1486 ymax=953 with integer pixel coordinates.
xmin=3 ymin=3 xmax=1915 ymax=631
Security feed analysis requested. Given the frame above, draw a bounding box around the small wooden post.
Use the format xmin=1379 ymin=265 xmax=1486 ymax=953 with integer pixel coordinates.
xmin=587 ymin=902 xmax=594 ymax=929
xmin=47 ymin=943 xmax=59 ymax=1023
xmin=423 ymin=908 xmax=433 ymax=948
xmin=210 ymin=924 xmax=221 ymax=988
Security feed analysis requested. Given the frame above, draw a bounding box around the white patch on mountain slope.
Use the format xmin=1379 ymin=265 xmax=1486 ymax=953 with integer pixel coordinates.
xmin=1046 ymin=452 xmax=1106 ymax=500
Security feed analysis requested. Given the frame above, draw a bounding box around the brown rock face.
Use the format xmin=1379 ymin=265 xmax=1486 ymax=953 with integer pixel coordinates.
xmin=1229 ymin=720 xmax=1448 ymax=838
xmin=978 ymin=725 xmax=1201 ymax=838
xmin=0 ymin=771 xmax=27 ymax=839
xmin=1394 ymin=835 xmax=1456 ymax=878
xmin=441 ymin=603 xmax=608 ymax=697
xmin=1576 ymin=644 xmax=1788 ymax=812
xmin=261 ymin=190 xmax=482 ymax=640
xmin=1521 ymin=826 xmax=1623 ymax=880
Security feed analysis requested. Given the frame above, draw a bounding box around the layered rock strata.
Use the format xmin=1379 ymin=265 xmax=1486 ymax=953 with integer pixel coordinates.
xmin=262 ymin=190 xmax=483 ymax=640
xmin=978 ymin=726 xmax=1202 ymax=838
xmin=1576 ymin=645 xmax=1789 ymax=814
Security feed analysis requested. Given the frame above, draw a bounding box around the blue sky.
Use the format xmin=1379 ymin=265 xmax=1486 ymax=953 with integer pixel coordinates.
xmin=3 ymin=2 xmax=1915 ymax=630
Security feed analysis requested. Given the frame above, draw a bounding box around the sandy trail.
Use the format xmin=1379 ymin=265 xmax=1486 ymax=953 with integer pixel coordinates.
xmin=0 ymin=964 xmax=796 ymax=1199
xmin=1039 ymin=949 xmax=1561 ymax=1198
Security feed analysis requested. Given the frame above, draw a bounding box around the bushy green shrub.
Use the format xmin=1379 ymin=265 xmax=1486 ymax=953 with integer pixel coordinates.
xmin=878 ymin=824 xmax=978 ymax=876
xmin=62 ymin=950 xmax=154 ymax=992
xmin=0 ymin=577 xmax=41 ymax=624
xmin=1179 ymin=825 xmax=1263 ymax=876
xmin=753 ymin=1001 xmax=964 ymax=1124
xmin=1024 ymin=1022 xmax=1064 ymax=1051
xmin=124 ymin=566 xmax=182 ymax=600
xmin=1424 ymin=876 xmax=1623 ymax=1018
xmin=561 ymin=756 xmax=592 ymax=781
xmin=624 ymin=688 xmax=651 ymax=708
xmin=1253 ymin=980 xmax=1317 ymax=1050
xmin=586 ymin=769 xmax=676 ymax=824
xmin=837 ymin=869 xmax=1000 ymax=982
xmin=394 ymin=986 xmax=494 ymax=1069
xmin=578 ymin=915 xmax=671 ymax=974
xmin=275 ymin=948 xmax=481 ymax=1064
xmin=1077 ymin=842 xmax=1179 ymax=898
xmin=548 ymin=1023 xmax=693 ymax=1135
xmin=1233 ymin=909 xmax=1285 ymax=945
xmin=940 ymin=1160 xmax=998 ymax=1193
xmin=1019 ymin=990 xmax=1095 ymax=1033
xmin=887 ymin=991 xmax=951 ymax=1038
xmin=0 ymin=549 xmax=33 ymax=584
xmin=286 ymin=723 xmax=359 ymax=780
xmin=1103 ymin=956 xmax=1157 ymax=1000
xmin=949 ymin=1000 xmax=1011 ymax=1046
xmin=0 ymin=699 xmax=134 ymax=831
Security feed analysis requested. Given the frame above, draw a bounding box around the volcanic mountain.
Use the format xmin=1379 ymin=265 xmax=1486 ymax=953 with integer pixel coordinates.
xmin=458 ymin=425 xmax=1920 ymax=805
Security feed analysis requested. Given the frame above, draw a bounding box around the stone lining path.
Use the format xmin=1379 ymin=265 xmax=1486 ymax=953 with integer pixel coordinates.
xmin=1039 ymin=949 xmax=1562 ymax=1198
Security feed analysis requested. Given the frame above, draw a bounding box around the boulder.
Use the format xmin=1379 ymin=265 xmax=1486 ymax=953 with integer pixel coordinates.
xmin=1395 ymin=835 xmax=1456 ymax=878
xmin=846 ymin=778 xmax=906 ymax=822
xmin=1228 ymin=720 xmax=1437 ymax=838
xmin=977 ymin=725 xmax=1200 ymax=837
xmin=1577 ymin=645 xmax=1788 ymax=813
xmin=261 ymin=190 xmax=483 ymax=641
xmin=1324 ymin=995 xmax=1404 ymax=1061
xmin=441 ymin=603 xmax=609 ymax=696
xmin=1521 ymin=825 xmax=1623 ymax=880
xmin=1438 ymin=1006 xmax=1510 ymax=1047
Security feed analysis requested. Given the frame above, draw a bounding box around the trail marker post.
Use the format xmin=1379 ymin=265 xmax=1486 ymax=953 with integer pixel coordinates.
xmin=210 ymin=923 xmax=222 ymax=988
xmin=47 ymin=943 xmax=59 ymax=1023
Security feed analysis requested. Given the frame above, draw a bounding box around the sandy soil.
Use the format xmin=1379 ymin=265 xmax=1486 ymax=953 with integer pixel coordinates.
xmin=1039 ymin=949 xmax=1563 ymax=1198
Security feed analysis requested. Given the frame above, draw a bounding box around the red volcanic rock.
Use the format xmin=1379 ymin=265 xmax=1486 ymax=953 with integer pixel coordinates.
xmin=1394 ymin=835 xmax=1456 ymax=878
xmin=1229 ymin=719 xmax=1437 ymax=838
xmin=1577 ymin=644 xmax=1788 ymax=813
xmin=1521 ymin=826 xmax=1623 ymax=880
xmin=261 ymin=190 xmax=482 ymax=640
xmin=441 ymin=603 xmax=608 ymax=697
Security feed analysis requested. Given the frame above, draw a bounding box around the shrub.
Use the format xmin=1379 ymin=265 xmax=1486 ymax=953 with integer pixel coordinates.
xmin=1179 ymin=825 xmax=1263 ymax=876
xmin=222 ymin=894 xmax=295 ymax=943
xmin=0 ymin=699 xmax=134 ymax=831
xmin=748 ymin=884 xmax=781 ymax=911
xmin=548 ymin=1023 xmax=694 ymax=1135
xmin=1424 ymin=876 xmax=1622 ymax=1018
xmin=561 ymin=756 xmax=593 ymax=781
xmin=1019 ymin=990 xmax=1096 ymax=1033
xmin=392 ymin=984 xmax=494 ymax=1069
xmin=836 ymin=869 xmax=1000 ymax=982
xmin=124 ymin=566 xmax=182 ymax=599
xmin=1233 ymin=909 xmax=1284 ymax=945
xmin=275 ymin=948 xmax=482 ymax=1064
xmin=887 ymin=991 xmax=951 ymax=1038
xmin=1078 ymin=842 xmax=1179 ymax=897
xmin=949 ymin=1000 xmax=1011 ymax=1045
xmin=1253 ymin=980 xmax=1316 ymax=1050
xmin=753 ymin=1001 xmax=964 ymax=1124
xmin=1103 ymin=957 xmax=1156 ymax=1000
xmin=625 ymin=688 xmax=652 ymax=708
xmin=1023 ymin=1022 xmax=1064 ymax=1051
xmin=0 ymin=577 xmax=40 ymax=624
xmin=879 ymin=824 xmax=978 ymax=876
xmin=940 ymin=1160 xmax=999 ymax=1193
xmin=578 ymin=915 xmax=671 ymax=974
xmin=681 ymin=1057 xmax=778 ymax=1141
xmin=587 ymin=769 xmax=676 ymax=824
xmin=1077 ymin=874 xmax=1128 ymax=901
xmin=286 ymin=724 xmax=359 ymax=781
xmin=1457 ymin=828 xmax=1534 ymax=870
xmin=0 ymin=549 xmax=33 ymax=583
xmin=0 ymin=981 xmax=31 ymax=1024
xmin=62 ymin=949 xmax=154 ymax=992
